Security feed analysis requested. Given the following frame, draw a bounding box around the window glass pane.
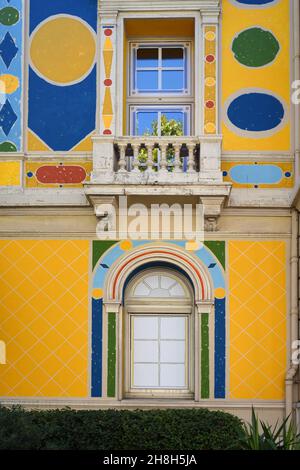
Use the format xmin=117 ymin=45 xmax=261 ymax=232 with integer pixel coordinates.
xmin=137 ymin=48 xmax=158 ymax=68
xmin=134 ymin=364 xmax=159 ymax=387
xmin=162 ymin=48 xmax=184 ymax=68
xmin=160 ymin=112 xmax=184 ymax=135
xmin=160 ymin=364 xmax=185 ymax=387
xmin=160 ymin=341 xmax=185 ymax=363
xmin=133 ymin=317 xmax=158 ymax=339
xmin=137 ymin=70 xmax=158 ymax=91
xmin=169 ymin=283 xmax=185 ymax=297
xmin=134 ymin=340 xmax=158 ymax=363
xmin=144 ymin=275 xmax=159 ymax=290
xmin=135 ymin=111 xmax=158 ymax=136
xmin=160 ymin=317 xmax=186 ymax=340
xmin=162 ymin=70 xmax=184 ymax=90
xmin=160 ymin=275 xmax=176 ymax=290
xmin=134 ymin=281 xmax=151 ymax=297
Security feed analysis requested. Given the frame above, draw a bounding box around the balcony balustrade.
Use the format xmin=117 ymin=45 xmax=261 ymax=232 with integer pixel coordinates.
xmin=91 ymin=135 xmax=223 ymax=185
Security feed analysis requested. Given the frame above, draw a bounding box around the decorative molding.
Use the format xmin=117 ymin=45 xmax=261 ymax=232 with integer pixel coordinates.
xmin=200 ymin=196 xmax=226 ymax=232
xmin=99 ymin=1 xmax=220 ymax=15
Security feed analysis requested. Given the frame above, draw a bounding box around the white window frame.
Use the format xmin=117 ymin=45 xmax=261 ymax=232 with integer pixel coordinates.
xmin=124 ymin=268 xmax=194 ymax=399
xmin=127 ymin=38 xmax=194 ymax=136
xmin=129 ymin=42 xmax=191 ymax=96
xmin=129 ymin=105 xmax=191 ymax=136
xmin=130 ymin=314 xmax=190 ymax=390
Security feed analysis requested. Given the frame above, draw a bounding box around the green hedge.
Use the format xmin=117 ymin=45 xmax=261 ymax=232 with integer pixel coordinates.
xmin=0 ymin=406 xmax=243 ymax=450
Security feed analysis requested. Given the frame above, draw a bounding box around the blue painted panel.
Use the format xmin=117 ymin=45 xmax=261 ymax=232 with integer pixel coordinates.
xmin=227 ymin=93 xmax=284 ymax=132
xmin=28 ymin=0 xmax=97 ymax=151
xmin=28 ymin=67 xmax=96 ymax=151
xmin=215 ymin=297 xmax=226 ymax=399
xmin=91 ymin=298 xmax=103 ymax=397
xmin=230 ymin=164 xmax=283 ymax=184
xmin=0 ymin=0 xmax=23 ymax=151
xmin=29 ymin=0 xmax=97 ymax=33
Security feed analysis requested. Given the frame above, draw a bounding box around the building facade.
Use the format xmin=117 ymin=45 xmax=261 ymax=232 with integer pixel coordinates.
xmin=0 ymin=0 xmax=299 ymax=426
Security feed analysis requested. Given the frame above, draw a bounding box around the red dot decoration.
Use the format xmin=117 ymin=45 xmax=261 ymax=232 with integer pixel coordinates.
xmin=104 ymin=29 xmax=112 ymax=36
xmin=206 ymin=54 xmax=215 ymax=63
xmin=103 ymin=129 xmax=112 ymax=135
xmin=206 ymin=100 xmax=215 ymax=109
xmin=104 ymin=79 xmax=112 ymax=86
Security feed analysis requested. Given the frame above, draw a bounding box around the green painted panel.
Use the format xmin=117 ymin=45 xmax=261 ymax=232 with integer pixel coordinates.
xmin=204 ymin=241 xmax=225 ymax=270
xmin=92 ymin=240 xmax=118 ymax=270
xmin=232 ymin=27 xmax=279 ymax=68
xmin=201 ymin=313 xmax=209 ymax=399
xmin=107 ymin=312 xmax=116 ymax=397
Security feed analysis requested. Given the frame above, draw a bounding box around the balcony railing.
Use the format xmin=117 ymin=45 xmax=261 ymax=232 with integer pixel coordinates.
xmin=91 ymin=135 xmax=223 ymax=185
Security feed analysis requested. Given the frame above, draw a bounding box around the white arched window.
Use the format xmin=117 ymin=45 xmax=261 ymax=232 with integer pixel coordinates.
xmin=124 ymin=268 xmax=194 ymax=398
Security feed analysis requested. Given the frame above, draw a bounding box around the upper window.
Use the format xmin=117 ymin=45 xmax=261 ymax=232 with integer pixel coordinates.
xmin=130 ymin=44 xmax=190 ymax=95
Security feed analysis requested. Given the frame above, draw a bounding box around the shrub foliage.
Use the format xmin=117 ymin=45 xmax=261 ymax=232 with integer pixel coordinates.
xmin=0 ymin=406 xmax=243 ymax=450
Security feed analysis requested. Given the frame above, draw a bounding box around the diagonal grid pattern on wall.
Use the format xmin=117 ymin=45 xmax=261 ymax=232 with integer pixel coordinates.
xmin=0 ymin=240 xmax=89 ymax=397
xmin=229 ymin=241 xmax=286 ymax=400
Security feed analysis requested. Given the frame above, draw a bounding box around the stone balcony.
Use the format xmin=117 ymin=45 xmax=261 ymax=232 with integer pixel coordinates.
xmin=84 ymin=134 xmax=231 ymax=231
xmin=89 ymin=135 xmax=224 ymax=185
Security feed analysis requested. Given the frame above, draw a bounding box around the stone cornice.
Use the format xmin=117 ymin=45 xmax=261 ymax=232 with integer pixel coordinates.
xmin=99 ymin=0 xmax=220 ymax=16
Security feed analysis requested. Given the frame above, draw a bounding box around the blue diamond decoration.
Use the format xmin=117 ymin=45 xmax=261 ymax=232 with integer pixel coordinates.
xmin=0 ymin=32 xmax=18 ymax=68
xmin=100 ymin=263 xmax=109 ymax=269
xmin=0 ymin=99 xmax=17 ymax=136
xmin=208 ymin=263 xmax=216 ymax=269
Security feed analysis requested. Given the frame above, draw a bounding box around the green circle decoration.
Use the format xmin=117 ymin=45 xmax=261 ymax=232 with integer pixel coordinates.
xmin=0 ymin=142 xmax=17 ymax=152
xmin=232 ymin=27 xmax=279 ymax=67
xmin=0 ymin=7 xmax=20 ymax=26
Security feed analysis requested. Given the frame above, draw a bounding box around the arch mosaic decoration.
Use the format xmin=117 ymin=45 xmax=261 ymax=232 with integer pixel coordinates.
xmin=0 ymin=0 xmax=23 ymax=152
xmin=222 ymin=161 xmax=293 ymax=188
xmin=28 ymin=0 xmax=97 ymax=152
xmin=91 ymin=240 xmax=226 ymax=400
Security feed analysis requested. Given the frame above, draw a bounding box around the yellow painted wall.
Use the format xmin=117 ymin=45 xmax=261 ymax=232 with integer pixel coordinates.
xmin=0 ymin=240 xmax=89 ymax=397
xmin=222 ymin=0 xmax=291 ymax=151
xmin=229 ymin=241 xmax=287 ymax=400
xmin=0 ymin=162 xmax=21 ymax=186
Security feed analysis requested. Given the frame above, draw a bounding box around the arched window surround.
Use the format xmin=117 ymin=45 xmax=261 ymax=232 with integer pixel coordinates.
xmin=101 ymin=243 xmax=215 ymax=401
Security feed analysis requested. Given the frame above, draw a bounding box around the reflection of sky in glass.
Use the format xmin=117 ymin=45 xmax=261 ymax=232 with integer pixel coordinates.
xmin=135 ymin=47 xmax=186 ymax=92
xmin=137 ymin=71 xmax=158 ymax=90
xmin=162 ymin=48 xmax=184 ymax=67
xmin=162 ymin=71 xmax=184 ymax=90
xmin=137 ymin=48 xmax=158 ymax=68
xmin=136 ymin=112 xmax=157 ymax=136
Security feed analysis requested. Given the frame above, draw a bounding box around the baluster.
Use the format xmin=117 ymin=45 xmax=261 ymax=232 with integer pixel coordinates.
xmin=160 ymin=143 xmax=168 ymax=172
xmin=118 ymin=143 xmax=127 ymax=173
xmin=173 ymin=143 xmax=181 ymax=173
xmin=147 ymin=143 xmax=153 ymax=172
xmin=132 ymin=144 xmax=140 ymax=173
xmin=187 ymin=143 xmax=196 ymax=173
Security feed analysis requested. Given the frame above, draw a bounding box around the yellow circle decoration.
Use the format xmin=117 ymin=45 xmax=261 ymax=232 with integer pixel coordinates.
xmin=30 ymin=15 xmax=96 ymax=86
xmin=92 ymin=288 xmax=103 ymax=300
xmin=120 ymin=240 xmax=133 ymax=251
xmin=214 ymin=287 xmax=226 ymax=299
xmin=205 ymin=77 xmax=216 ymax=87
xmin=0 ymin=74 xmax=19 ymax=94
xmin=205 ymin=31 xmax=216 ymax=41
xmin=205 ymin=122 xmax=216 ymax=133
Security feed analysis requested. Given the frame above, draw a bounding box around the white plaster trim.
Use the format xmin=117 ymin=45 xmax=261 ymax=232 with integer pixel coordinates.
xmin=0 ymin=397 xmax=285 ymax=410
